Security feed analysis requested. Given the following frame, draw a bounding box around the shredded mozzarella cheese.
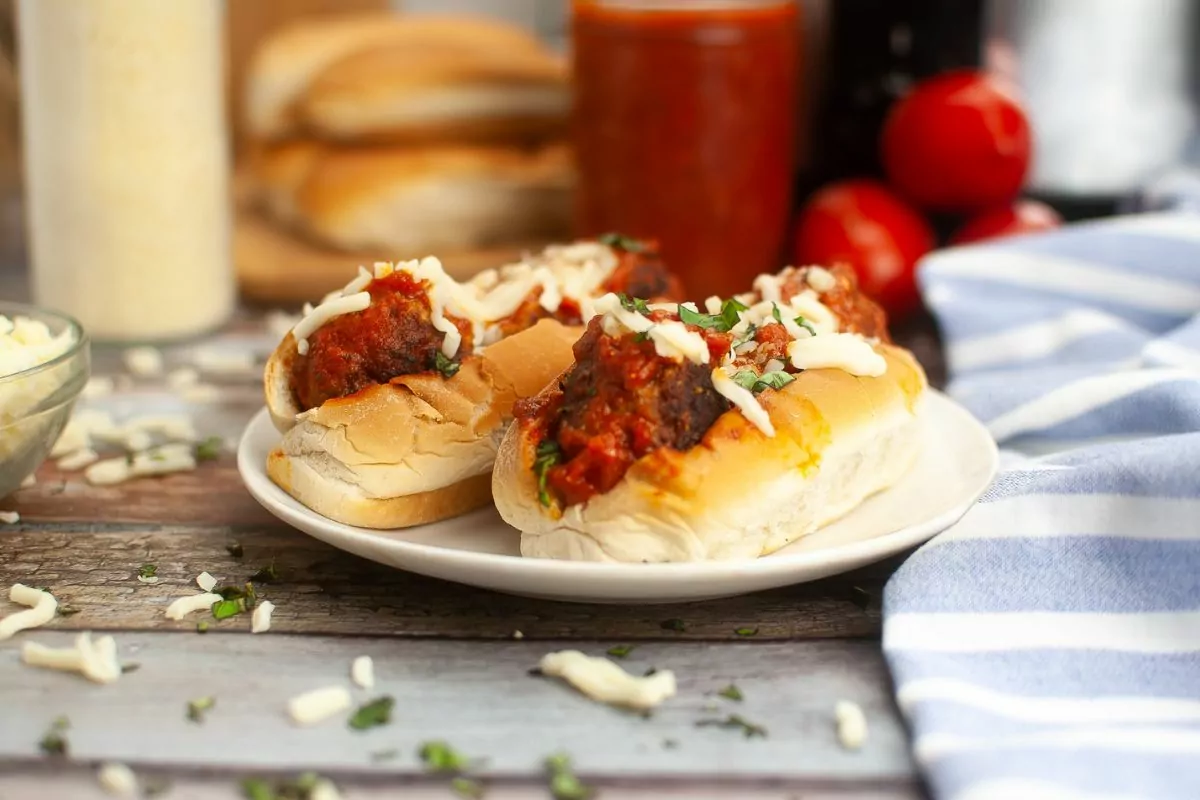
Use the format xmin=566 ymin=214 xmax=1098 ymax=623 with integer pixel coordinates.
xmin=83 ymin=376 xmax=115 ymax=399
xmin=292 ymin=292 xmax=371 ymax=356
xmin=165 ymin=592 xmax=222 ymax=621
xmin=806 ymin=266 xmax=837 ymax=292
xmin=57 ymin=447 xmax=99 ymax=471
xmin=711 ymin=369 xmax=776 ymax=437
xmin=251 ymin=600 xmax=275 ymax=633
xmin=351 ymin=655 xmax=374 ymax=689
xmin=539 ymin=650 xmax=677 ymax=710
xmin=788 ymin=333 xmax=887 ymax=376
xmin=123 ymin=346 xmax=163 ymax=377
xmin=0 ymin=510 xmax=18 ymax=524
xmin=835 ymin=700 xmax=868 ymax=750
xmin=196 ymin=572 xmax=217 ymax=592
xmin=287 ymin=685 xmax=353 ymax=726
xmin=0 ymin=583 xmax=58 ymax=640
xmin=97 ymin=763 xmax=139 ymax=798
xmin=22 ymin=631 xmax=122 ymax=684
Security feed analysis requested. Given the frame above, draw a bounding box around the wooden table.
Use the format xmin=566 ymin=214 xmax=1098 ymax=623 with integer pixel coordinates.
xmin=0 ymin=259 xmax=946 ymax=800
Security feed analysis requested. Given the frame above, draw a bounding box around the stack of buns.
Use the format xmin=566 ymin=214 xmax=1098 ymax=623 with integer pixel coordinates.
xmin=234 ymin=12 xmax=574 ymax=303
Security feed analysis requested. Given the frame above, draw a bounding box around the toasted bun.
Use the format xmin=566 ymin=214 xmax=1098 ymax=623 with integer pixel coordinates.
xmin=249 ymin=140 xmax=573 ymax=255
xmin=233 ymin=206 xmax=559 ymax=305
xmin=493 ymin=344 xmax=928 ymax=562
xmin=245 ymin=12 xmax=566 ymax=142
xmin=266 ymin=318 xmax=580 ymax=528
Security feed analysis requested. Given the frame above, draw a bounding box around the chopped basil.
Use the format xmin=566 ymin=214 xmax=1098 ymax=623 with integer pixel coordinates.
xmin=717 ymin=684 xmax=744 ymax=702
xmin=732 ymin=322 xmax=757 ymax=349
xmin=194 ymin=435 xmax=223 ymax=462
xmin=137 ymin=563 xmax=157 ymax=579
xmin=772 ymin=303 xmax=783 ymax=323
xmin=419 ymin=740 xmax=471 ymax=773
xmin=794 ymin=315 xmax=818 ymax=337
xmin=633 ymin=330 xmax=651 ymax=343
xmin=452 ymin=777 xmax=486 ymax=799
xmin=211 ymin=599 xmax=242 ymax=620
xmin=606 ymin=644 xmax=634 ymax=659
xmin=678 ymin=298 xmax=747 ymax=333
xmin=226 ymin=543 xmax=244 ymax=559
xmin=730 ymin=370 xmax=795 ymax=394
xmin=241 ymin=773 xmax=330 ymax=800
xmin=735 ymin=626 xmax=759 ymax=637
xmin=187 ymin=696 xmax=215 ymax=723
xmin=240 ymin=779 xmax=273 ymax=800
xmin=660 ymin=618 xmax=686 ymax=632
xmin=250 ymin=563 xmax=280 ymax=584
xmin=435 ymin=351 xmax=461 ymax=378
xmin=197 ymin=621 xmax=209 ymax=634
xmin=533 ymin=439 xmax=562 ymax=508
xmin=121 ymin=662 xmax=141 ymax=674
xmin=143 ymin=777 xmax=173 ymax=798
xmin=57 ymin=605 xmax=80 ymax=617
xmin=348 ymin=696 xmax=395 ymax=731
xmin=696 ymin=713 xmax=767 ymax=738
xmin=38 ymin=716 xmax=68 ymax=757
xmin=662 ymin=738 xmax=679 ymax=749
xmin=545 ymin=753 xmax=591 ymax=800
xmin=849 ymin=585 xmax=872 ymax=610
xmin=618 ymin=293 xmax=651 ymax=316
xmin=597 ymin=232 xmax=646 ymax=253
xmin=643 ymin=667 xmax=658 ymax=677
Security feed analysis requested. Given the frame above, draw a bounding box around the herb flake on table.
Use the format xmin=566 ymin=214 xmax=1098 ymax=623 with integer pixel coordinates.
xmin=57 ymin=605 xmax=80 ymax=617
xmin=348 ymin=696 xmax=394 ymax=731
xmin=660 ymin=618 xmax=686 ymax=632
xmin=194 ymin=435 xmax=223 ymax=462
xmin=211 ymin=599 xmax=243 ymax=620
xmin=121 ymin=662 xmax=141 ymax=674
xmin=197 ymin=621 xmax=209 ymax=633
xmin=137 ymin=563 xmax=157 ymax=580
xmin=242 ymin=772 xmax=332 ymax=800
xmin=38 ymin=716 xmax=69 ymax=757
xmin=451 ymin=776 xmax=486 ymax=799
xmin=419 ymin=740 xmax=471 ymax=773
xmin=606 ymin=644 xmax=634 ymax=658
xmin=545 ymin=752 xmax=592 ymax=800
xmin=696 ymin=713 xmax=768 ymax=738
xmin=249 ymin=563 xmax=280 ymax=584
xmin=717 ymin=684 xmax=744 ymax=702
xmin=187 ymin=696 xmax=215 ymax=723
xmin=226 ymin=543 xmax=244 ymax=559
xmin=734 ymin=626 xmax=759 ymax=637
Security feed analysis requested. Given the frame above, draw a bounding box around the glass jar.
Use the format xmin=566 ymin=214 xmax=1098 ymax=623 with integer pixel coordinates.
xmin=17 ymin=0 xmax=234 ymax=342
xmin=572 ymin=0 xmax=800 ymax=301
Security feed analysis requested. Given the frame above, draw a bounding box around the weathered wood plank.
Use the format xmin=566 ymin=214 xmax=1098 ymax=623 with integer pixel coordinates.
xmin=0 ymin=768 xmax=922 ymax=799
xmin=0 ymin=633 xmax=918 ymax=786
xmin=0 ymin=527 xmax=898 ymax=639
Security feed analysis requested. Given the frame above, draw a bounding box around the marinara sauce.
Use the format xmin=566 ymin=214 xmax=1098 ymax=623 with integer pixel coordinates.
xmin=572 ymin=0 xmax=799 ymax=300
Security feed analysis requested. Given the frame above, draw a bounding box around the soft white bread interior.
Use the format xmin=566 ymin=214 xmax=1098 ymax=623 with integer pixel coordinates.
xmin=266 ymin=319 xmax=580 ymax=529
xmin=244 ymin=12 xmax=567 ymax=142
xmin=493 ymin=344 xmax=928 ymax=562
xmin=249 ymin=140 xmax=573 ymax=255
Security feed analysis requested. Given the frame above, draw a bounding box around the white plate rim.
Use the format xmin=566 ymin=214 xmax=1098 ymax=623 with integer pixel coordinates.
xmin=237 ymin=389 xmax=998 ymax=588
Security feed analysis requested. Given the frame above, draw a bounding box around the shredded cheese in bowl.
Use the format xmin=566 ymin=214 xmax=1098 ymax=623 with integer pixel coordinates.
xmin=0 ymin=304 xmax=89 ymax=497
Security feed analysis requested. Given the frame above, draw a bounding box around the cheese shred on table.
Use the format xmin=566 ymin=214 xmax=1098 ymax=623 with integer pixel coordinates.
xmin=539 ymin=649 xmax=677 ymax=710
xmin=0 ymin=583 xmax=57 ymax=640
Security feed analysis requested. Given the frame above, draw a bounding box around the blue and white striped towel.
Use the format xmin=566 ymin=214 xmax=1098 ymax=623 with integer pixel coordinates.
xmin=882 ymin=210 xmax=1200 ymax=800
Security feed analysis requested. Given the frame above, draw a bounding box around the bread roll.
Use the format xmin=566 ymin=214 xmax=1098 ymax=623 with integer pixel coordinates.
xmin=245 ymin=12 xmax=567 ymax=143
xmin=251 ymin=140 xmax=573 ymax=255
xmin=266 ymin=318 xmax=580 ymax=529
xmin=494 ymin=345 xmax=927 ymax=562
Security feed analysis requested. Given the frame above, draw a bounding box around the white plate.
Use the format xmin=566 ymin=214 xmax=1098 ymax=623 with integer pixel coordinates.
xmin=237 ymin=390 xmax=997 ymax=604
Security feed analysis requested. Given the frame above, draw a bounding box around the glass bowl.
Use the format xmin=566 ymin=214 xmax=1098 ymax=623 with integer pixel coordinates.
xmin=0 ymin=302 xmax=90 ymax=499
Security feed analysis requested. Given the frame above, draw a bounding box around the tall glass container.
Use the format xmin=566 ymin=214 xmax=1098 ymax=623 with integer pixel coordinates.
xmin=17 ymin=0 xmax=234 ymax=341
xmin=572 ymin=0 xmax=800 ymax=301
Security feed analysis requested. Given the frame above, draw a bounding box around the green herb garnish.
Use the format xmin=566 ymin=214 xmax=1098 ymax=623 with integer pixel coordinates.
xmin=226 ymin=543 xmax=244 ymax=559
xmin=696 ymin=714 xmax=767 ymax=738
xmin=249 ymin=563 xmax=279 ymax=584
xmin=143 ymin=777 xmax=173 ymax=798
xmin=794 ymin=315 xmax=818 ymax=337
xmin=717 ymin=684 xmax=744 ymax=702
xmin=451 ymin=777 xmax=486 ymax=799
xmin=241 ymin=773 xmax=330 ymax=800
xmin=729 ymin=370 xmax=795 ymax=395
xmin=121 ymin=662 xmax=141 ymax=674
xmin=678 ymin=297 xmax=747 ymax=333
xmin=598 ymin=232 xmax=646 ymax=252
xmin=212 ymin=599 xmax=242 ymax=620
xmin=545 ymin=753 xmax=592 ymax=800
xmin=633 ymin=330 xmax=651 ymax=343
xmin=435 ymin=351 xmax=461 ymax=378
xmin=606 ymin=644 xmax=634 ymax=659
xmin=38 ymin=716 xmax=68 ymax=757
xmin=772 ymin=303 xmax=783 ymax=323
xmin=240 ymin=779 xmax=273 ymax=800
xmin=348 ymin=696 xmax=395 ymax=731
xmin=57 ymin=605 xmax=80 ymax=617
xmin=618 ymin=293 xmax=652 ymax=316
xmin=137 ymin=563 xmax=157 ymax=579
xmin=533 ymin=439 xmax=562 ymax=508
xmin=732 ymin=322 xmax=757 ymax=349
xmin=419 ymin=740 xmax=472 ymax=773
xmin=197 ymin=621 xmax=209 ymax=633
xmin=187 ymin=696 xmax=215 ymax=723
xmin=735 ymin=626 xmax=759 ymax=637
xmin=660 ymin=618 xmax=686 ymax=632
xmin=195 ymin=435 xmax=223 ymax=462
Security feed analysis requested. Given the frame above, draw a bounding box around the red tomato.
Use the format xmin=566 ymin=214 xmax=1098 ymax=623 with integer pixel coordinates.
xmin=950 ymin=199 xmax=1063 ymax=245
xmin=792 ymin=180 xmax=936 ymax=320
xmin=881 ymin=70 xmax=1032 ymax=212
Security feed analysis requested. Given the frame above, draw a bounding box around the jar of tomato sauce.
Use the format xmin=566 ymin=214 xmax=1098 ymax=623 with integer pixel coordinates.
xmin=572 ymin=0 xmax=800 ymax=300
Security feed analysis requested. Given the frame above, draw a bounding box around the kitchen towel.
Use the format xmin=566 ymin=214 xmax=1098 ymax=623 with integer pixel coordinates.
xmin=883 ymin=210 xmax=1200 ymax=800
